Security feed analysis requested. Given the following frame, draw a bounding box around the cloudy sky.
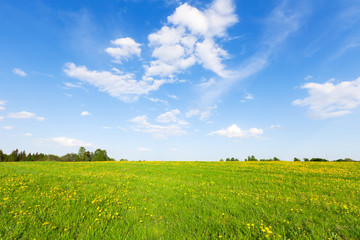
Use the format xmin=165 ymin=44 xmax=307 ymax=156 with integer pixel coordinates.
xmin=1 ymin=0 xmax=360 ymax=161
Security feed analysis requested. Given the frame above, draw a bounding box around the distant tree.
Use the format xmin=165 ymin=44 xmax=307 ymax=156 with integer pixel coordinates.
xmin=7 ymin=149 xmax=19 ymax=162
xmin=246 ymin=155 xmax=258 ymax=161
xmin=92 ymin=149 xmax=109 ymax=161
xmin=303 ymin=158 xmax=309 ymax=162
xmin=18 ymin=151 xmax=26 ymax=162
xmin=61 ymin=153 xmax=79 ymax=162
xmin=273 ymin=157 xmax=280 ymax=161
xmin=294 ymin=157 xmax=301 ymax=162
xmin=310 ymin=158 xmax=328 ymax=162
xmin=226 ymin=158 xmax=230 ymax=161
xmin=0 ymin=150 xmax=4 ymax=162
xmin=220 ymin=158 xmax=224 ymax=161
xmin=78 ymin=147 xmax=87 ymax=161
xmin=46 ymin=154 xmax=61 ymax=161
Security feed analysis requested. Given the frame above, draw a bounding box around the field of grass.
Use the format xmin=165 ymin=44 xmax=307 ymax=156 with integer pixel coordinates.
xmin=0 ymin=161 xmax=359 ymax=239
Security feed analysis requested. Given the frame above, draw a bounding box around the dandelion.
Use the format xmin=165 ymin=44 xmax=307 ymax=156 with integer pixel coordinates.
xmin=42 ymin=222 xmax=49 ymax=226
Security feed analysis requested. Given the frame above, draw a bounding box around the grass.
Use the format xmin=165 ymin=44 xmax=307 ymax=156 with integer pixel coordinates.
xmin=0 ymin=161 xmax=359 ymax=239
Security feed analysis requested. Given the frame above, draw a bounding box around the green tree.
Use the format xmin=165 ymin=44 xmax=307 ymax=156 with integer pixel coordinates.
xmin=78 ymin=147 xmax=87 ymax=161
xmin=92 ymin=149 xmax=109 ymax=161
xmin=294 ymin=157 xmax=301 ymax=162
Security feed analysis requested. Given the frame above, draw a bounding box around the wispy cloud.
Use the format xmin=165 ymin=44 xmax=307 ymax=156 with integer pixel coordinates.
xmin=0 ymin=100 xmax=5 ymax=111
xmin=130 ymin=114 xmax=187 ymax=139
xmin=2 ymin=126 xmax=14 ymax=130
xmin=7 ymin=111 xmax=45 ymax=121
xmin=193 ymin=0 xmax=309 ymax=115
xmin=48 ymin=137 xmax=94 ymax=147
xmin=12 ymin=68 xmax=27 ymax=77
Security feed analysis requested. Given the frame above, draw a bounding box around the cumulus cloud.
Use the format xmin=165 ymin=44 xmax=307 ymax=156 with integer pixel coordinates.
xmin=130 ymin=115 xmax=187 ymax=139
xmin=7 ymin=111 xmax=45 ymax=121
xmin=209 ymin=124 xmax=263 ymax=138
xmin=0 ymin=116 xmax=4 ymax=120
xmin=293 ymin=77 xmax=360 ymax=119
xmin=12 ymin=68 xmax=27 ymax=77
xmin=81 ymin=111 xmax=91 ymax=116
xmin=64 ymin=62 xmax=165 ymax=102
xmin=49 ymin=137 xmax=93 ymax=147
xmin=146 ymin=0 xmax=237 ymax=77
xmin=105 ymin=37 xmax=141 ymax=63
xmin=2 ymin=126 xmax=14 ymax=130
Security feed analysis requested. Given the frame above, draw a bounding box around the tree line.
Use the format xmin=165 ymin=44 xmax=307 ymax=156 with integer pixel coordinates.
xmin=0 ymin=147 xmax=125 ymax=162
xmin=221 ymin=156 xmax=356 ymax=162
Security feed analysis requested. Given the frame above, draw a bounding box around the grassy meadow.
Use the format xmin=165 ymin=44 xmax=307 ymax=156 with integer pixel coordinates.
xmin=0 ymin=161 xmax=359 ymax=239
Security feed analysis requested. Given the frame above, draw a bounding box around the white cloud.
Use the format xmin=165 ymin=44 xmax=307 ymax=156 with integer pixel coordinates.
xmin=185 ymin=105 xmax=217 ymax=120
xmin=195 ymin=1 xmax=307 ymax=109
xmin=130 ymin=115 xmax=187 ymax=139
xmin=147 ymin=97 xmax=169 ymax=105
xmin=245 ymin=93 xmax=254 ymax=100
xmin=198 ymin=78 xmax=216 ymax=88
xmin=64 ymin=62 xmax=165 ymax=102
xmin=102 ymin=126 xmax=112 ymax=130
xmin=168 ymin=94 xmax=179 ymax=100
xmin=63 ymin=82 xmax=83 ymax=89
xmin=156 ymin=109 xmax=186 ymax=124
xmin=146 ymin=0 xmax=237 ymax=77
xmin=49 ymin=137 xmax=93 ymax=147
xmin=209 ymin=124 xmax=263 ymax=138
xmin=169 ymin=148 xmax=178 ymax=152
xmin=269 ymin=124 xmax=283 ymax=129
xmin=168 ymin=0 xmax=237 ymax=37
xmin=23 ymin=133 xmax=33 ymax=136
xmin=105 ymin=37 xmax=141 ymax=63
xmin=196 ymin=38 xmax=230 ymax=78
xmin=81 ymin=111 xmax=91 ymax=116
xmin=12 ymin=68 xmax=27 ymax=77
xmin=7 ymin=111 xmax=45 ymax=121
xmin=138 ymin=147 xmax=151 ymax=151
xmin=304 ymin=75 xmax=313 ymax=80
xmin=0 ymin=100 xmax=6 ymax=111
xmin=0 ymin=116 xmax=4 ymax=120
xmin=2 ymin=126 xmax=14 ymax=130
xmin=293 ymin=77 xmax=360 ymax=119
xmin=0 ymin=106 xmax=5 ymax=111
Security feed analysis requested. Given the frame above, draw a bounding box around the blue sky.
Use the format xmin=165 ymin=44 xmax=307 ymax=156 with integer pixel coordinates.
xmin=1 ymin=0 xmax=360 ymax=161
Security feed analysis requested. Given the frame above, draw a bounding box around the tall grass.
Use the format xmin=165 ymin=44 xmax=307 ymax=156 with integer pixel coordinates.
xmin=0 ymin=161 xmax=359 ymax=239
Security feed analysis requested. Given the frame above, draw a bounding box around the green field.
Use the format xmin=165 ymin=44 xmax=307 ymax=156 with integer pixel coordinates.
xmin=0 ymin=162 xmax=359 ymax=239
